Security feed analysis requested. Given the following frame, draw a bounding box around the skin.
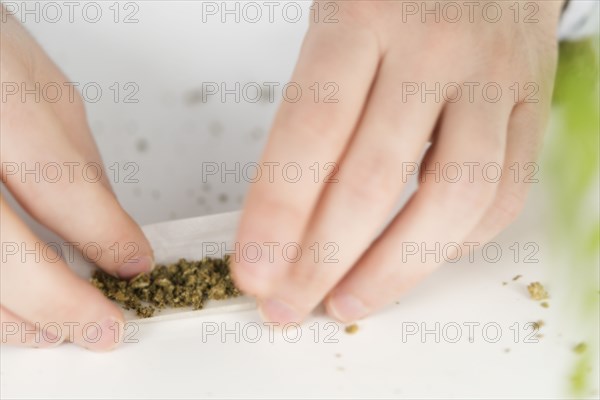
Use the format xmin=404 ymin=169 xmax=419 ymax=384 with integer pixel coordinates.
xmin=231 ymin=0 xmax=565 ymax=324
xmin=1 ymin=11 xmax=154 ymax=350
xmin=1 ymin=0 xmax=565 ymax=349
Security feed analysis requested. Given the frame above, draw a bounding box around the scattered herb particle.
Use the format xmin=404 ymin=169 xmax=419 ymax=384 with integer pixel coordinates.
xmin=532 ymin=320 xmax=545 ymax=330
xmin=345 ymin=324 xmax=359 ymax=334
xmin=135 ymin=138 xmax=149 ymax=153
xmin=573 ymin=342 xmax=588 ymax=354
xmin=502 ymin=281 xmax=508 ymax=286
xmin=184 ymin=89 xmax=204 ymax=105
xmin=527 ymin=282 xmax=549 ymax=300
xmin=541 ymin=301 xmax=550 ymax=308
xmin=513 ymin=274 xmax=522 ymax=281
xmin=91 ymin=256 xmax=241 ymax=318
xmin=208 ymin=120 xmax=224 ymax=136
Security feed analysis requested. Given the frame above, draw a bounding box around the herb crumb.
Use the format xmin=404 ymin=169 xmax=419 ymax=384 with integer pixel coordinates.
xmin=345 ymin=324 xmax=359 ymax=334
xmin=527 ymin=282 xmax=549 ymax=300
xmin=91 ymin=256 xmax=241 ymax=318
xmin=573 ymin=342 xmax=587 ymax=354
xmin=532 ymin=320 xmax=545 ymax=330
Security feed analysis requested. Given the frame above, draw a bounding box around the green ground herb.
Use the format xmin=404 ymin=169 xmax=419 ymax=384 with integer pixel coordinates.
xmin=527 ymin=282 xmax=549 ymax=300
xmin=345 ymin=324 xmax=359 ymax=334
xmin=91 ymin=256 xmax=241 ymax=318
xmin=532 ymin=320 xmax=545 ymax=330
xmin=573 ymin=342 xmax=588 ymax=354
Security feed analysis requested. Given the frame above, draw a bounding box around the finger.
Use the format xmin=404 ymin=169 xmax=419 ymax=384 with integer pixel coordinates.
xmin=0 ymin=306 xmax=62 ymax=348
xmin=0 ymin=198 xmax=124 ymax=351
xmin=1 ymin=13 xmax=111 ymax=191
xmin=44 ymin=81 xmax=114 ymax=192
xmin=233 ymin=20 xmax=381 ymax=295
xmin=0 ymin=88 xmax=153 ymax=278
xmin=258 ymin=50 xmax=445 ymax=323
xmin=326 ymin=96 xmax=514 ymax=322
xmin=462 ymin=100 xmax=550 ymax=243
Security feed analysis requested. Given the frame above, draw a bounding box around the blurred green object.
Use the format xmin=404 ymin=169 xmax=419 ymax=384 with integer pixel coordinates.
xmin=549 ymin=37 xmax=599 ymax=397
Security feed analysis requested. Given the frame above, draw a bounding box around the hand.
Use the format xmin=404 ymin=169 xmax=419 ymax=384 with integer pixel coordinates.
xmin=232 ymin=0 xmax=564 ymax=323
xmin=0 ymin=11 xmax=153 ymax=350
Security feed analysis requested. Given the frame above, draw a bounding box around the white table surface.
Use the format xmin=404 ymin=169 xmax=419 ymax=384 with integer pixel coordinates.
xmin=1 ymin=2 xmax=597 ymax=399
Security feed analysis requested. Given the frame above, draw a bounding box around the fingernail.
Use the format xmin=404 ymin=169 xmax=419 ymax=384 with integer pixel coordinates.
xmin=259 ymin=299 xmax=299 ymax=324
xmin=118 ymin=255 xmax=154 ymax=279
xmin=327 ymin=293 xmax=369 ymax=322
xmin=84 ymin=317 xmax=123 ymax=351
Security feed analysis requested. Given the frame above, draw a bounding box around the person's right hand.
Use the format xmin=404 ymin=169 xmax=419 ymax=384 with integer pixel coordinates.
xmin=231 ymin=0 xmax=562 ymax=324
xmin=1 ymin=11 xmax=153 ymax=350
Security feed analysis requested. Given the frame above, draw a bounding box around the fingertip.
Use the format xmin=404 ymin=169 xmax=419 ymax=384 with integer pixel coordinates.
xmin=79 ymin=315 xmax=125 ymax=352
xmin=73 ymin=289 xmax=126 ymax=351
xmin=230 ymin=260 xmax=272 ymax=298
xmin=117 ymin=255 xmax=154 ymax=279
xmin=325 ymin=292 xmax=369 ymax=323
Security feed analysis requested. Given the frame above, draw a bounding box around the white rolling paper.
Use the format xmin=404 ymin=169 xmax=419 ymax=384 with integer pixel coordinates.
xmin=125 ymin=211 xmax=256 ymax=323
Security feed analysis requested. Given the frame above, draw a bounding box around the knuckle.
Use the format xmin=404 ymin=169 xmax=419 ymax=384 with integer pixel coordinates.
xmin=324 ymin=5 xmax=385 ymax=52
xmin=334 ymin=1 xmax=388 ymax=32
xmin=275 ymin=106 xmax=346 ymax=147
xmin=342 ymin=151 xmax=400 ymax=205
xmin=490 ymin=189 xmax=528 ymax=226
xmin=431 ymin=178 xmax=498 ymax=216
